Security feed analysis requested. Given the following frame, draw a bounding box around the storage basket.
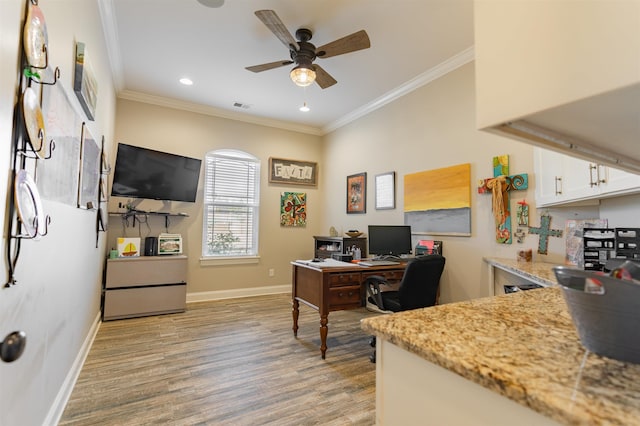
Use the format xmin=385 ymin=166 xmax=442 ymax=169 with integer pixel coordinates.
xmin=553 ymin=266 xmax=640 ymax=364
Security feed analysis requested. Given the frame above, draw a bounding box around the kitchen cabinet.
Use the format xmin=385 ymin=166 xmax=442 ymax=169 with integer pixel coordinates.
xmin=474 ymin=1 xmax=640 ymax=174
xmin=361 ymin=285 xmax=640 ymax=425
xmin=534 ymin=148 xmax=640 ymax=207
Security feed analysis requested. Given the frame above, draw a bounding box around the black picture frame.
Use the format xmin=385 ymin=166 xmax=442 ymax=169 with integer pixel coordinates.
xmin=346 ymin=172 xmax=367 ymax=214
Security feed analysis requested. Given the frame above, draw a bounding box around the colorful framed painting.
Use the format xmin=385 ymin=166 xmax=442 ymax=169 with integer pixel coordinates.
xmin=280 ymin=192 xmax=307 ymax=227
xmin=347 ymin=172 xmax=366 ymax=214
xmin=269 ymin=157 xmax=318 ymax=186
xmin=73 ymin=42 xmax=98 ymax=121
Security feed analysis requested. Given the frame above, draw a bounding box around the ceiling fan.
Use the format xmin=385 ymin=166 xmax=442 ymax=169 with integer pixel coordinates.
xmin=245 ymin=10 xmax=370 ymax=89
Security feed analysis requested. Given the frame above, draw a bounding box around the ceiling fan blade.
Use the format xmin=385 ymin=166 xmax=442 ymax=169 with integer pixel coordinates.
xmin=255 ymin=10 xmax=300 ymax=51
xmin=316 ymin=30 xmax=370 ymax=59
xmin=312 ymin=65 xmax=337 ymax=89
xmin=245 ymin=60 xmax=294 ymax=73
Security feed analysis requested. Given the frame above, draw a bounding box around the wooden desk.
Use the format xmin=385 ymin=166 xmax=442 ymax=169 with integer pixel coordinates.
xmin=291 ymin=260 xmax=406 ymax=359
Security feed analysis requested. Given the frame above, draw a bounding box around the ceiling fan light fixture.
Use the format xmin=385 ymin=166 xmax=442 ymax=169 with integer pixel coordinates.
xmin=299 ymin=102 xmax=310 ymax=112
xmin=290 ymin=66 xmax=316 ymax=87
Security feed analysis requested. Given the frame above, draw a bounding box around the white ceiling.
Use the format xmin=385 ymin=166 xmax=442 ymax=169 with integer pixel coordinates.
xmin=100 ymin=0 xmax=475 ymax=135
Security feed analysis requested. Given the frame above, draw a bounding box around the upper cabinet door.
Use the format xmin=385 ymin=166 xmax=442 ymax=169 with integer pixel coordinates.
xmin=474 ymin=0 xmax=640 ymax=174
xmin=534 ymin=148 xmax=640 ymax=207
xmin=601 ymin=166 xmax=640 ymax=197
xmin=533 ymin=148 xmax=564 ymax=206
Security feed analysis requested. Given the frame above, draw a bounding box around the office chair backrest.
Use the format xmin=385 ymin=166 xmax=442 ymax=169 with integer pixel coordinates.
xmin=398 ymin=254 xmax=446 ymax=310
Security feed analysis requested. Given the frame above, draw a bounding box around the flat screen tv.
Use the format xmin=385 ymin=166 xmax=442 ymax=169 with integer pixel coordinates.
xmin=368 ymin=225 xmax=412 ymax=257
xmin=110 ymin=143 xmax=202 ymax=203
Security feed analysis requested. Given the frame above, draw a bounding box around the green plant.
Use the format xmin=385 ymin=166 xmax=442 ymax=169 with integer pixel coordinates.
xmin=209 ymin=232 xmax=239 ymax=254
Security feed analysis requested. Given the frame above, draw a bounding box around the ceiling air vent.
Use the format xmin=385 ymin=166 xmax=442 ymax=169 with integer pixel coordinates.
xmin=233 ymin=102 xmax=251 ymax=109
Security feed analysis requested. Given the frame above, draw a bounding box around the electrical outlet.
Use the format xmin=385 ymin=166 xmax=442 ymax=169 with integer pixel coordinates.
xmin=268 ymin=268 xmax=275 ymax=277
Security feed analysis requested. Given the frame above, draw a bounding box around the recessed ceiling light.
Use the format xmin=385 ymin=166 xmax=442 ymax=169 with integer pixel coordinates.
xmin=179 ymin=78 xmax=193 ymax=86
xmin=197 ymin=0 xmax=224 ymax=8
xmin=299 ymin=102 xmax=310 ymax=112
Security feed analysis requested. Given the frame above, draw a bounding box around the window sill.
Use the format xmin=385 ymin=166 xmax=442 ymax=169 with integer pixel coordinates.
xmin=200 ymin=256 xmax=260 ymax=266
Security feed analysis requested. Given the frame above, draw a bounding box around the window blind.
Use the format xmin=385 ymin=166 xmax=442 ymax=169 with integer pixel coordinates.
xmin=203 ymin=151 xmax=260 ymax=257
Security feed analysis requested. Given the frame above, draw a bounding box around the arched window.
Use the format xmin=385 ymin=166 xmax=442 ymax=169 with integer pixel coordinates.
xmin=202 ymin=149 xmax=260 ymax=257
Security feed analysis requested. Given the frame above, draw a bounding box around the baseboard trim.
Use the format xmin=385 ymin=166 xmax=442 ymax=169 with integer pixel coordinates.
xmin=44 ymin=287 xmax=290 ymax=423
xmin=187 ymin=284 xmax=290 ymax=303
xmin=44 ymin=311 xmax=102 ymax=426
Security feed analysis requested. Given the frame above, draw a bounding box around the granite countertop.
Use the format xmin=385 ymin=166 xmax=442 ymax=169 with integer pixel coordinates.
xmin=361 ymin=287 xmax=640 ymax=425
xmin=484 ymin=256 xmax=561 ymax=287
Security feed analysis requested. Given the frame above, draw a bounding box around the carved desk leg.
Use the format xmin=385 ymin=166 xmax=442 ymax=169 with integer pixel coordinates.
xmin=320 ymin=314 xmax=328 ymax=359
xmin=292 ymin=298 xmax=299 ymax=337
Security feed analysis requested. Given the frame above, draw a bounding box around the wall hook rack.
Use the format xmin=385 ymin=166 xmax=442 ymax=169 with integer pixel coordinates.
xmin=4 ymin=0 xmax=60 ymax=287
xmin=24 ymin=41 xmax=51 ymax=72
xmin=25 ymin=66 xmax=60 ymax=86
xmin=19 ymin=128 xmax=56 ymax=160
xmin=14 ymin=213 xmax=51 ymax=240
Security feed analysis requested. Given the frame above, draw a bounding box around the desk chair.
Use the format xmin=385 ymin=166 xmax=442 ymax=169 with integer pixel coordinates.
xmin=364 ymin=254 xmax=445 ymax=362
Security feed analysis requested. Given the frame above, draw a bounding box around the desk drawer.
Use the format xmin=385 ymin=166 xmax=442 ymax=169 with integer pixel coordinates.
xmin=363 ymin=270 xmax=404 ymax=282
xmin=329 ymin=285 xmax=361 ymax=306
xmin=329 ymin=272 xmax=361 ymax=287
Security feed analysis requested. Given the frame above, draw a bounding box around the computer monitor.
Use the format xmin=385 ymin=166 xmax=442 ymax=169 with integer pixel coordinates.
xmin=367 ymin=225 xmax=412 ymax=258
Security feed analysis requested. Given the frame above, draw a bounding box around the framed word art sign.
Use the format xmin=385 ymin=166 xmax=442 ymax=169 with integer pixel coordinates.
xmin=269 ymin=158 xmax=318 ymax=186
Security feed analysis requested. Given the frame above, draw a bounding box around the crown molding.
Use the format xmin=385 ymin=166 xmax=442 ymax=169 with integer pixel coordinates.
xmin=118 ymin=90 xmax=324 ymax=136
xmin=118 ymin=47 xmax=475 ymax=138
xmin=322 ymin=46 xmax=475 ymax=134
xmin=98 ymin=0 xmax=124 ymax=91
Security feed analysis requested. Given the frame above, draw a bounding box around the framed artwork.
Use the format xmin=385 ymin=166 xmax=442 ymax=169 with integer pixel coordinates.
xmin=375 ymin=171 xmax=395 ymax=210
xmin=347 ymin=172 xmax=366 ymax=214
xmin=404 ymin=163 xmax=471 ymax=236
xmin=39 ymin=69 xmax=81 ymax=206
xmin=73 ymin=42 xmax=98 ymax=121
xmin=77 ymin=123 xmax=100 ymax=210
xmin=280 ymin=192 xmax=307 ymax=227
xmin=269 ymin=157 xmax=318 ymax=186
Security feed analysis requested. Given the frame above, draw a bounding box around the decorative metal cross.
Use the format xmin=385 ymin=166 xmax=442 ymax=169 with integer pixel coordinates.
xmin=529 ymin=213 xmax=563 ymax=255
xmin=478 ymin=155 xmax=528 ymax=244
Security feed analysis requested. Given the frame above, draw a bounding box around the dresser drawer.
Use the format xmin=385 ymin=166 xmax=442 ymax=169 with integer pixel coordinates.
xmin=329 ymin=272 xmax=362 ymax=287
xmin=362 ymin=270 xmax=404 ymax=282
xmin=329 ymin=285 xmax=362 ymax=306
xmin=103 ymin=284 xmax=186 ymax=320
xmin=106 ymin=256 xmax=187 ymax=288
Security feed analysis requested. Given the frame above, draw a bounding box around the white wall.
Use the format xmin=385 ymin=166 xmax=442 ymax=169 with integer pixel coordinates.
xmin=0 ymin=1 xmax=115 ymax=424
xmin=599 ymin=194 xmax=640 ymax=228
xmin=321 ymin=62 xmax=604 ymax=303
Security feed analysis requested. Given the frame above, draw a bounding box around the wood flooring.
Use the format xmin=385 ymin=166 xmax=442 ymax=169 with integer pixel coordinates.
xmin=59 ymin=294 xmax=380 ymax=425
